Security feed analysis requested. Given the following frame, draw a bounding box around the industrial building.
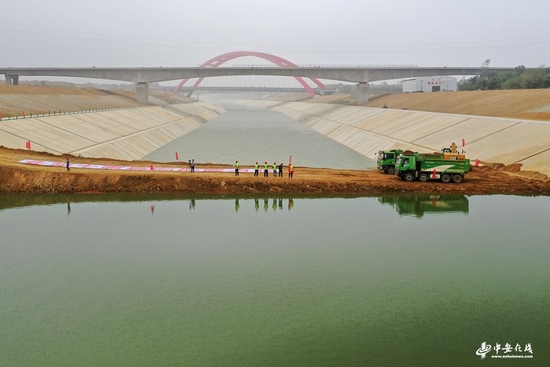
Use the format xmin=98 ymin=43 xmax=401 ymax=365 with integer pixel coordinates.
xmin=402 ymin=76 xmax=457 ymax=93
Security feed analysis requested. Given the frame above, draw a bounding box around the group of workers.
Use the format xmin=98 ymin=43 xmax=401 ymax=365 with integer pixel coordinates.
xmin=235 ymin=161 xmax=294 ymax=177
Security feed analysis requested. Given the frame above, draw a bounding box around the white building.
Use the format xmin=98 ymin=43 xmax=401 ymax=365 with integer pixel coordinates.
xmin=402 ymin=76 xmax=457 ymax=93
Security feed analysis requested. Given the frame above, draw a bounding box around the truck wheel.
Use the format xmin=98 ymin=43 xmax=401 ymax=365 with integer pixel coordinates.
xmin=386 ymin=167 xmax=395 ymax=175
xmin=404 ymin=172 xmax=415 ymax=182
xmin=441 ymin=173 xmax=451 ymax=183
xmin=452 ymin=174 xmax=464 ymax=183
xmin=418 ymin=173 xmax=429 ymax=182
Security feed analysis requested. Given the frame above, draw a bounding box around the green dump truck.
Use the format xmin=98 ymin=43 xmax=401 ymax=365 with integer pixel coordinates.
xmin=395 ymin=152 xmax=471 ymax=183
xmin=376 ymin=149 xmax=403 ymax=174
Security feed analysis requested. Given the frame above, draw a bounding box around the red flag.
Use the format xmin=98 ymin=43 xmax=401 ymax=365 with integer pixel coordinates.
xmin=175 ymin=152 xmax=179 ymax=160
xmin=462 ymin=138 xmax=466 ymax=147
xmin=150 ymin=164 xmax=155 ymax=170
xmin=25 ymin=141 xmax=31 ymax=149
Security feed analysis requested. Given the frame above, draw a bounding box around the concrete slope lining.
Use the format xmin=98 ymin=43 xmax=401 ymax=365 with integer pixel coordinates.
xmin=0 ymin=102 xmax=224 ymax=160
xmin=228 ymin=99 xmax=550 ymax=176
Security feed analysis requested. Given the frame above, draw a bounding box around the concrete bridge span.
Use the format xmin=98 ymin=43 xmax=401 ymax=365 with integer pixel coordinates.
xmin=1 ymin=66 xmax=516 ymax=104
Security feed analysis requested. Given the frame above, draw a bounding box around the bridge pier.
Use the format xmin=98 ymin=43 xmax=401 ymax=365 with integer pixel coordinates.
xmin=355 ymin=82 xmax=369 ymax=105
xmin=5 ymin=75 xmax=19 ymax=85
xmin=135 ymin=83 xmax=149 ymax=104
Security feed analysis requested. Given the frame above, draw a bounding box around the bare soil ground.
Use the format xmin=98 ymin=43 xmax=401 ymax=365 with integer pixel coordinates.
xmin=1 ymin=147 xmax=548 ymax=195
xmin=0 ymin=84 xmax=192 ymax=117
xmin=363 ymin=89 xmax=550 ymax=122
xmin=282 ymin=89 xmax=550 ymax=121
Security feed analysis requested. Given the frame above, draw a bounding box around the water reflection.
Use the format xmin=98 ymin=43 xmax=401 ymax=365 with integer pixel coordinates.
xmin=137 ymin=197 xmax=298 ymax=214
xmin=227 ymin=198 xmax=294 ymax=213
xmin=1 ymin=194 xmax=473 ymax=217
xmin=378 ymin=194 xmax=469 ymax=217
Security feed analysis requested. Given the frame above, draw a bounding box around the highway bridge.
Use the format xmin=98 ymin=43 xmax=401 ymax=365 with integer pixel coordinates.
xmin=0 ymin=65 xmax=516 ymax=104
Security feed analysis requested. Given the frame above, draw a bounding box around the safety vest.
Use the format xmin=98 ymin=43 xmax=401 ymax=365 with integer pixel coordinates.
xmin=235 ymin=162 xmax=239 ymax=168
xmin=290 ymin=164 xmax=294 ymax=171
xmin=255 ymin=163 xmax=259 ymax=170
xmin=264 ymin=163 xmax=268 ymax=170
xmin=273 ymin=164 xmax=277 ymax=170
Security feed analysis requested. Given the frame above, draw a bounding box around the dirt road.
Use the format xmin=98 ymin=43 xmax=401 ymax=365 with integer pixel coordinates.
xmin=1 ymin=147 xmax=548 ymax=196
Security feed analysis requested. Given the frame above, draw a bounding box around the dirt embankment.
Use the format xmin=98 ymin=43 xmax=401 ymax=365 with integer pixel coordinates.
xmin=362 ymin=89 xmax=550 ymax=122
xmin=0 ymin=147 xmax=548 ymax=196
xmin=264 ymin=89 xmax=550 ymax=122
xmin=0 ymin=84 xmax=192 ymax=117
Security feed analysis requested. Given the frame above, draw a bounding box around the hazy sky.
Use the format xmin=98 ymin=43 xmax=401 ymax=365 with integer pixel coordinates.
xmin=2 ymin=0 xmax=549 ymax=85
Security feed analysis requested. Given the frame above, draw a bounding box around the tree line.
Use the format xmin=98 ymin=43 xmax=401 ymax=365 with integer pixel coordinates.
xmin=459 ymin=66 xmax=550 ymax=91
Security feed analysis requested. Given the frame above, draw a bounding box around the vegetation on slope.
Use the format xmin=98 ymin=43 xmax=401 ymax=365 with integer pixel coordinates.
xmin=459 ymin=66 xmax=550 ymax=91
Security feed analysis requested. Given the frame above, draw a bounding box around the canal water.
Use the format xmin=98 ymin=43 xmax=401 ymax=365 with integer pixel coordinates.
xmin=144 ymin=103 xmax=375 ymax=170
xmin=1 ymin=194 xmax=549 ymax=366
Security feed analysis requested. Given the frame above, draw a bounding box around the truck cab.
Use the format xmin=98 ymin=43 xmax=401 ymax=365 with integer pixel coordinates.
xmin=376 ymin=149 xmax=403 ymax=174
xmin=395 ymin=154 xmax=416 ymax=178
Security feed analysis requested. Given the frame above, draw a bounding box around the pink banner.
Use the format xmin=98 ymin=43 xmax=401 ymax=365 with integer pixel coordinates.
xmin=19 ymin=159 xmax=258 ymax=173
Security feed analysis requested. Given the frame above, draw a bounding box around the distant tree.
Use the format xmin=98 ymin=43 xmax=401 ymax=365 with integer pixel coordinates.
xmin=487 ymin=77 xmax=501 ymax=90
xmin=459 ymin=65 xmax=549 ymax=91
xmin=520 ymin=68 xmax=550 ymax=89
xmin=502 ymin=77 xmax=521 ymax=89
xmin=515 ymin=65 xmax=527 ymax=75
